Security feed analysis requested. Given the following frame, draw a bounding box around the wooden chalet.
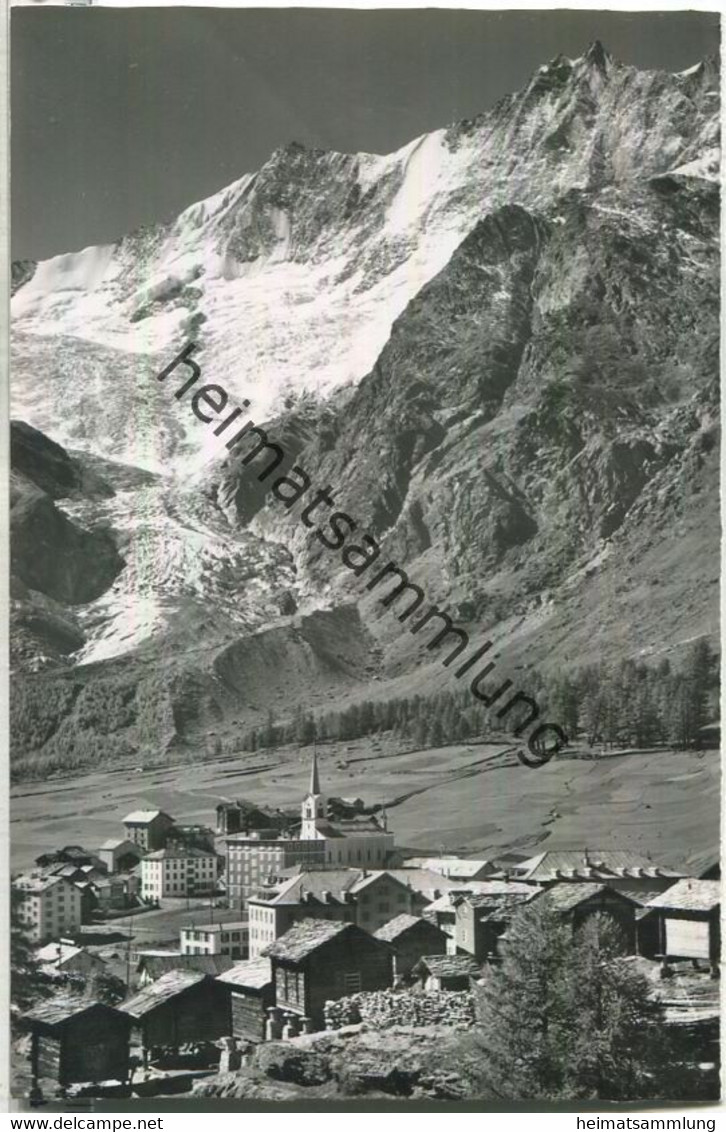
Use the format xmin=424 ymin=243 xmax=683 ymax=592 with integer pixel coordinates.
xmin=374 ymin=914 xmax=449 ymax=979
xmin=217 ymin=958 xmax=274 ymax=1043
xmin=23 ymin=999 xmax=132 ymax=1093
xmin=119 ymin=969 xmax=230 ymax=1056
xmin=646 ymin=880 xmax=720 ymax=970
xmin=537 ymin=883 xmax=638 ymax=952
xmin=452 ymin=882 xmax=540 ymax=961
xmin=411 ymin=954 xmax=481 ymax=991
xmin=263 ymin=918 xmax=393 ymax=1029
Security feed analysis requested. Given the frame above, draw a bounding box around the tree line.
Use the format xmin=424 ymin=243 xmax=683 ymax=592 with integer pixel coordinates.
xmin=238 ymin=639 xmax=717 ymax=754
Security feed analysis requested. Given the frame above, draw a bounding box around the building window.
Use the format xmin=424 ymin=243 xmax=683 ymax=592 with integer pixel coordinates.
xmin=343 ymin=972 xmax=362 ymax=994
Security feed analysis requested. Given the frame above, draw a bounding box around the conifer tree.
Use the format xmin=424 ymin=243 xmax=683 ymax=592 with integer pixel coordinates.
xmin=476 ymin=902 xmax=672 ymax=1101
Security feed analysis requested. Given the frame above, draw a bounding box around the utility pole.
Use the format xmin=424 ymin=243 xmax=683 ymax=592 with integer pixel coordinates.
xmin=124 ymin=915 xmax=132 ymax=993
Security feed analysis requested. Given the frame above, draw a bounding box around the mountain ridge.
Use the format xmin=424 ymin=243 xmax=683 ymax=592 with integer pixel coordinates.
xmin=9 ymin=43 xmax=720 ymax=776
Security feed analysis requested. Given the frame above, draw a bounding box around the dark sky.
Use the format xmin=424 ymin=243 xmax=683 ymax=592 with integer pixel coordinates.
xmin=11 ymin=7 xmax=720 ymax=261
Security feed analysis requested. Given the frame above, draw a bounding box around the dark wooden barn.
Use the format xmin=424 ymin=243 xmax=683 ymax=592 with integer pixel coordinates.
xmin=264 ymin=919 xmax=393 ymax=1029
xmin=538 ymin=883 xmax=638 ymax=952
xmin=374 ymin=913 xmax=449 ymax=979
xmin=217 ymin=958 xmax=274 ymax=1043
xmin=411 ymin=954 xmax=481 ymax=991
xmin=23 ymin=999 xmax=132 ymax=1092
xmin=646 ymin=880 xmax=720 ymax=971
xmin=119 ymin=969 xmax=230 ymax=1056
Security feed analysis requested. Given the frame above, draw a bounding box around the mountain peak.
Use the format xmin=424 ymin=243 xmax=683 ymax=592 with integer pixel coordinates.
xmin=583 ymin=40 xmax=613 ymax=70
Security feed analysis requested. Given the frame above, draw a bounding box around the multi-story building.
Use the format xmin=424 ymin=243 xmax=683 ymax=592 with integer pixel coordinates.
xmin=140 ymin=846 xmax=218 ymax=900
xmin=225 ymin=836 xmax=325 ymax=908
xmin=13 ymin=874 xmax=84 ymax=943
xmin=123 ymin=810 xmax=175 ymax=852
xmin=225 ymin=751 xmax=397 ymax=908
xmin=248 ymin=868 xmax=418 ymax=957
xmin=98 ymin=838 xmax=144 ymax=874
xmin=180 ymin=920 xmax=249 ymax=960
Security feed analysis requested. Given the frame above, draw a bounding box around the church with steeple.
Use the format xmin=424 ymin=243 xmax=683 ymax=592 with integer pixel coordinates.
xmin=300 ymin=748 xmax=327 ymax=838
xmin=298 ymin=748 xmax=396 ymax=867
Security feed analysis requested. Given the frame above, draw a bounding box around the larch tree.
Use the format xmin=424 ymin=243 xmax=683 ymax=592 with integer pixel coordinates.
xmin=476 ymin=902 xmax=673 ymax=1101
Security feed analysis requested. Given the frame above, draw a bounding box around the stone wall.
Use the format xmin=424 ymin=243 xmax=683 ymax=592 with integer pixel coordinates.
xmin=324 ymin=988 xmax=476 ymax=1031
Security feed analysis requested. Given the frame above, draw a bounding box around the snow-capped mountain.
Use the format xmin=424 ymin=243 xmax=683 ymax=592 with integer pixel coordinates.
xmin=12 ymin=44 xmax=718 ymax=472
xmin=10 ymin=44 xmax=721 ymax=774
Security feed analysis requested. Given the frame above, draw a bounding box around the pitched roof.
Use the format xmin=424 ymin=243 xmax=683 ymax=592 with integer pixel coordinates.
xmin=462 ymin=889 xmax=539 ymax=917
xmin=511 ymin=850 xmax=683 ymax=883
xmin=262 ymin=919 xmax=351 ymax=962
xmin=123 ymin=810 xmax=172 ymax=825
xmin=383 ymin=869 xmax=465 ymax=896
xmin=13 ymin=873 xmax=66 ymax=893
xmin=423 ymin=892 xmax=458 ymax=915
xmin=120 ymin=970 xmax=210 ymax=1016
xmin=458 ymin=881 xmax=537 ymax=900
xmin=252 ymin=869 xmax=405 ymax=906
xmin=425 ymin=881 xmax=538 ymax=916
xmin=100 ymin=838 xmax=139 ymax=851
xmin=540 ymin=883 xmax=636 ymax=914
xmin=349 ymin=870 xmax=409 ymax=895
xmin=23 ymin=998 xmax=127 ymax=1028
xmin=403 ymin=857 xmax=496 ymax=877
xmin=36 ymin=943 xmax=90 ymax=965
xmin=609 ymin=885 xmax=665 ymax=908
xmin=217 ymin=958 xmax=272 ymax=990
xmin=414 ymin=954 xmax=481 ymax=979
xmin=263 ymin=919 xmax=387 ymax=963
xmin=647 ymin=879 xmax=721 ymax=913
xmin=136 ymin=954 xmax=234 ymax=979
xmin=374 ymin=914 xmax=439 ymax=942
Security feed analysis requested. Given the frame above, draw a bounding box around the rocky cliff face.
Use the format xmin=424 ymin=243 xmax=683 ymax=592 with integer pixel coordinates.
xmin=10 ymin=422 xmax=123 ymax=670
xmin=9 ymin=44 xmax=720 ymax=773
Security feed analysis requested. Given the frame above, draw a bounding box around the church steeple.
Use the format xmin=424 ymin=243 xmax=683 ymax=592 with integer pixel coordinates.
xmin=301 ymin=746 xmax=326 ymax=839
xmin=309 ymin=746 xmax=321 ymax=795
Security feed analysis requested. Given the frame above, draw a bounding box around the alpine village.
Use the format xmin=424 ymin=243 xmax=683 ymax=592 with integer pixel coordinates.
xmin=11 ymin=746 xmax=720 ymax=1104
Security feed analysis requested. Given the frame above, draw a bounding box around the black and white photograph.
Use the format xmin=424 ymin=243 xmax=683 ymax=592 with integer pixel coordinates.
xmin=7 ymin=3 xmax=722 ymax=1111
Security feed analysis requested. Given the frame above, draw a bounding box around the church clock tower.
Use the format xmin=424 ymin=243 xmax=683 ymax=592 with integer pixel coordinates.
xmin=300 ymin=747 xmax=327 ymax=839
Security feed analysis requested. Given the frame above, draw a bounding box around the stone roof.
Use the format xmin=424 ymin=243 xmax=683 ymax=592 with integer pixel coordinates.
xmin=23 ymin=998 xmax=127 ymax=1028
xmin=263 ymin=919 xmax=351 ymax=962
xmin=262 ymin=919 xmax=387 ymax=963
xmin=374 ymin=914 xmax=433 ymax=941
xmin=136 ymin=954 xmax=234 ymax=980
xmin=217 ymin=958 xmax=273 ymax=990
xmin=120 ymin=970 xmax=210 ymax=1016
xmin=647 ymin=879 xmax=721 ymax=913
xmin=539 ymin=882 xmax=636 ymax=913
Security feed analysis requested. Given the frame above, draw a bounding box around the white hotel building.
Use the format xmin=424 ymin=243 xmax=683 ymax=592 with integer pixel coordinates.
xmin=140 ymin=845 xmax=218 ymax=900
xmin=13 ymin=874 xmax=83 ymax=943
